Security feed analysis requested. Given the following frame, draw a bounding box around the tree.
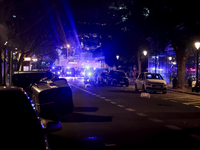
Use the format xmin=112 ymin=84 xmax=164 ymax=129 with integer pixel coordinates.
xmin=142 ymin=0 xmax=200 ymax=89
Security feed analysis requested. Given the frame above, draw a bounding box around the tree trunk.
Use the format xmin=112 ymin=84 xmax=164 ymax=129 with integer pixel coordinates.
xmin=0 ymin=48 xmax=2 ymax=85
xmin=176 ymin=57 xmax=186 ymax=89
xmin=175 ymin=49 xmax=191 ymax=89
xmin=17 ymin=52 xmax=24 ymax=71
xmin=137 ymin=51 xmax=141 ymax=76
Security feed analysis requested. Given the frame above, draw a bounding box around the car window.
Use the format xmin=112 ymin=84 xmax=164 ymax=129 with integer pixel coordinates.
xmin=146 ymin=73 xmax=163 ymax=80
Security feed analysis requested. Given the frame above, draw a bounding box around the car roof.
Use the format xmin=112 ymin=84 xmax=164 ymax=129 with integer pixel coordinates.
xmin=143 ymin=72 xmax=161 ymax=74
xmin=0 ymin=86 xmax=29 ymax=102
xmin=13 ymin=71 xmax=47 ymax=74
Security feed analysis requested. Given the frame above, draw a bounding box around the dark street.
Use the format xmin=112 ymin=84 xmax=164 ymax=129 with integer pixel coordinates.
xmin=46 ymin=78 xmax=200 ymax=149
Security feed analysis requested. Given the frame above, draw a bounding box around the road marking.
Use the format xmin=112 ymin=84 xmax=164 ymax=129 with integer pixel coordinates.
xmin=165 ymin=125 xmax=182 ymax=130
xmin=110 ymin=102 xmax=117 ymax=104
xmin=117 ymin=105 xmax=125 ymax=107
xmin=170 ymin=100 xmax=177 ymax=103
xmin=105 ymin=99 xmax=111 ymax=101
xmin=136 ymin=113 xmax=148 ymax=117
xmin=183 ymin=102 xmax=200 ymax=105
xmin=162 ymin=98 xmax=170 ymax=100
xmin=148 ymin=118 xmax=163 ymax=123
xmin=194 ymin=105 xmax=200 ymax=108
xmin=100 ymin=97 xmax=106 ymax=99
xmin=95 ymin=95 xmax=101 ymax=97
xmin=125 ymin=108 xmax=136 ymax=112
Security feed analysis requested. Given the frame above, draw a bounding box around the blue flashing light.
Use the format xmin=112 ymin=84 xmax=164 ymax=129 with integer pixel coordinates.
xmin=88 ymin=72 xmax=92 ymax=76
xmin=58 ymin=71 xmax=60 ymax=74
xmin=84 ymin=136 xmax=101 ymax=140
xmin=86 ymin=66 xmax=90 ymax=69
xmin=52 ymin=66 xmax=55 ymax=69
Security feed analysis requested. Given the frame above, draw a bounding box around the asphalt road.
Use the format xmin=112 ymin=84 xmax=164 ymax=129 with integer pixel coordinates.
xmin=47 ymin=78 xmax=200 ymax=149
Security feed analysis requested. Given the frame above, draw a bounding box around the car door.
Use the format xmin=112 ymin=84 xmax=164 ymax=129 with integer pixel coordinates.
xmin=137 ymin=73 xmax=144 ymax=89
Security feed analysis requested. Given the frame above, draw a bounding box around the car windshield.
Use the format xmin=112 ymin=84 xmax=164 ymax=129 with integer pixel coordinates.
xmin=146 ymin=73 xmax=163 ymax=80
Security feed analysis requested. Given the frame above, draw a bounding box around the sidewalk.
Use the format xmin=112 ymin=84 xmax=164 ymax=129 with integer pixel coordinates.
xmin=167 ymin=83 xmax=199 ymax=96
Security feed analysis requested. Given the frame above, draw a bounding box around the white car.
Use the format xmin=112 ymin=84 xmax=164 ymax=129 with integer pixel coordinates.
xmin=135 ymin=72 xmax=167 ymax=94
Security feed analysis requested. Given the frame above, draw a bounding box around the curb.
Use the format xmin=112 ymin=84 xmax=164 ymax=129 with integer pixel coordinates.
xmin=167 ymin=88 xmax=199 ymax=96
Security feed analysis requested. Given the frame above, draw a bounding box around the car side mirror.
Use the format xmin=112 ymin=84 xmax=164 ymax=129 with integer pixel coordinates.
xmin=44 ymin=122 xmax=62 ymax=133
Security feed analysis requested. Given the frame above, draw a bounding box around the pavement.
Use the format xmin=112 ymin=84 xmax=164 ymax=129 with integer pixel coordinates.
xmin=129 ymin=81 xmax=200 ymax=96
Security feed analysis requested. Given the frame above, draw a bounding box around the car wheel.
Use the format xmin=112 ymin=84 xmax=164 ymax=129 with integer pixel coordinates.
xmin=135 ymin=83 xmax=138 ymax=91
xmin=163 ymin=91 xmax=167 ymax=94
xmin=126 ymin=83 xmax=129 ymax=87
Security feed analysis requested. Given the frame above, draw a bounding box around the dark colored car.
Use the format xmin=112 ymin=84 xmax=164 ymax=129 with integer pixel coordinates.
xmin=12 ymin=71 xmax=73 ymax=120
xmin=96 ymin=70 xmax=109 ymax=85
xmin=106 ymin=70 xmax=129 ymax=87
xmin=1 ymin=86 xmax=61 ymax=150
xmin=12 ymin=71 xmax=59 ymax=91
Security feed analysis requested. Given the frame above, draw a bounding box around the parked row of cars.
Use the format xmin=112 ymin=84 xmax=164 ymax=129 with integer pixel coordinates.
xmin=84 ymin=69 xmax=168 ymax=94
xmin=1 ymin=71 xmax=74 ymax=149
xmin=84 ymin=69 xmax=130 ymax=87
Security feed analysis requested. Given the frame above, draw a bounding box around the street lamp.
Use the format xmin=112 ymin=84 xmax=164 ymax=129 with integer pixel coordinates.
xmin=66 ymin=44 xmax=70 ymax=59
xmin=143 ymin=50 xmax=147 ymax=56
xmin=143 ymin=50 xmax=148 ymax=72
xmin=116 ymin=55 xmax=119 ymax=60
xmin=194 ymin=42 xmax=200 ymax=92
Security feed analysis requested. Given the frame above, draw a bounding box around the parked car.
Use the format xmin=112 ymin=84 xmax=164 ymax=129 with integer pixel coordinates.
xmin=106 ymin=70 xmax=129 ymax=87
xmin=12 ymin=71 xmax=59 ymax=92
xmin=12 ymin=71 xmax=73 ymax=120
xmin=135 ymin=72 xmax=167 ymax=94
xmin=1 ymin=86 xmax=61 ymax=150
xmin=96 ymin=70 xmax=109 ymax=85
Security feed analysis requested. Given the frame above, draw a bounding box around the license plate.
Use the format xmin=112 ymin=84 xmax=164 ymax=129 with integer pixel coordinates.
xmin=154 ymin=86 xmax=161 ymax=88
xmin=120 ymin=81 xmax=124 ymax=83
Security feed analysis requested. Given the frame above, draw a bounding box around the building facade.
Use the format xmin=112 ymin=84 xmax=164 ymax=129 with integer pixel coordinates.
xmin=148 ymin=49 xmax=200 ymax=84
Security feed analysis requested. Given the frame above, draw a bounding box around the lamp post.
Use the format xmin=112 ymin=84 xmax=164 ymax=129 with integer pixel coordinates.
xmin=116 ymin=55 xmax=119 ymax=60
xmin=66 ymin=44 xmax=70 ymax=59
xmin=195 ymin=42 xmax=200 ymax=92
xmin=143 ymin=50 xmax=148 ymax=72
